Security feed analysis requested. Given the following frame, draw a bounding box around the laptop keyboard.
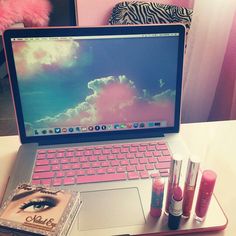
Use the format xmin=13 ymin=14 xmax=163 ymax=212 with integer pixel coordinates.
xmin=31 ymin=140 xmax=172 ymax=187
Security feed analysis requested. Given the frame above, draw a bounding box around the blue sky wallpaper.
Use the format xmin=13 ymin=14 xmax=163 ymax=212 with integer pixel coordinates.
xmin=12 ymin=35 xmax=179 ymax=135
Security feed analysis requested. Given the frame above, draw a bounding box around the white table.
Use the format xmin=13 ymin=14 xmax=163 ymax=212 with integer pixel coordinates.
xmin=1 ymin=121 xmax=236 ymax=235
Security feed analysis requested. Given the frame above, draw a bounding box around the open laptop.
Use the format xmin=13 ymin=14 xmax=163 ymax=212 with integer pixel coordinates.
xmin=2 ymin=25 xmax=227 ymax=235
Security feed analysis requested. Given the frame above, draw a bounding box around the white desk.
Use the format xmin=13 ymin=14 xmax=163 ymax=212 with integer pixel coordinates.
xmin=0 ymin=121 xmax=236 ymax=235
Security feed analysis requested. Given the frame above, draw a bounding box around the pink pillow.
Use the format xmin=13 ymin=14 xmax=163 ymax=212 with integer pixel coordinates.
xmin=0 ymin=0 xmax=52 ymax=31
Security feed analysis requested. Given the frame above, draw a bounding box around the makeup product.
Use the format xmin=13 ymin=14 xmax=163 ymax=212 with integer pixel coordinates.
xmin=0 ymin=183 xmax=82 ymax=236
xmin=182 ymin=156 xmax=200 ymax=218
xmin=165 ymin=153 xmax=183 ymax=214
xmin=195 ymin=170 xmax=217 ymax=222
xmin=168 ymin=186 xmax=183 ymax=230
xmin=150 ymin=176 xmax=165 ymax=218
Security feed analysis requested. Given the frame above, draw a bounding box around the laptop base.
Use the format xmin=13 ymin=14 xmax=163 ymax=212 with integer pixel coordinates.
xmin=68 ymin=179 xmax=227 ymax=236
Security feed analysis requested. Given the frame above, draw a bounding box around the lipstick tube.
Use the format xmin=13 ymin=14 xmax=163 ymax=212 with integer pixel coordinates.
xmin=165 ymin=153 xmax=183 ymax=214
xmin=150 ymin=176 xmax=165 ymax=218
xmin=195 ymin=170 xmax=217 ymax=222
xmin=182 ymin=157 xmax=200 ymax=218
xmin=168 ymin=186 xmax=183 ymax=230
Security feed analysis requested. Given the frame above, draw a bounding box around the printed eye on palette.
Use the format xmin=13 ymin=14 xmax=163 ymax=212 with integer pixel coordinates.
xmin=0 ymin=183 xmax=82 ymax=236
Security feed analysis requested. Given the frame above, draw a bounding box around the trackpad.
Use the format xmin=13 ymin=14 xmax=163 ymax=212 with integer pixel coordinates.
xmin=79 ymin=188 xmax=145 ymax=231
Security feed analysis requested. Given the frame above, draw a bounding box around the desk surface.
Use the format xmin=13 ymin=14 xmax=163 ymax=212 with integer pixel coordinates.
xmin=0 ymin=121 xmax=236 ymax=236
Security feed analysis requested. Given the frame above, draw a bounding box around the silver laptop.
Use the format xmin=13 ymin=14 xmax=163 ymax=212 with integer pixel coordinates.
xmin=2 ymin=25 xmax=227 ymax=235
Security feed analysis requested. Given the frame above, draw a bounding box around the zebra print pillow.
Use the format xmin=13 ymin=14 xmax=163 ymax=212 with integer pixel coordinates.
xmin=109 ymin=1 xmax=193 ymax=30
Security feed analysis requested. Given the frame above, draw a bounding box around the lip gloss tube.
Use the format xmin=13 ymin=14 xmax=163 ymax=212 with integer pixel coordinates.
xmin=168 ymin=186 xmax=183 ymax=230
xmin=195 ymin=170 xmax=217 ymax=222
xmin=150 ymin=176 xmax=165 ymax=218
xmin=182 ymin=157 xmax=200 ymax=218
xmin=165 ymin=153 xmax=183 ymax=214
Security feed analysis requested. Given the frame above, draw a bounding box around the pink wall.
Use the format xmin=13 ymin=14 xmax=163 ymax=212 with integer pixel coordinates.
xmin=209 ymin=10 xmax=236 ymax=121
xmin=77 ymin=0 xmax=194 ymax=26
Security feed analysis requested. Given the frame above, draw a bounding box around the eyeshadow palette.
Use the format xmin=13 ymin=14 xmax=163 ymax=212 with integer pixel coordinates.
xmin=0 ymin=183 xmax=82 ymax=236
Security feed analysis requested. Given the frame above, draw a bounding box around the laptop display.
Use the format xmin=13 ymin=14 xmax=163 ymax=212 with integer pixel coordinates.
xmin=4 ymin=25 xmax=185 ymax=144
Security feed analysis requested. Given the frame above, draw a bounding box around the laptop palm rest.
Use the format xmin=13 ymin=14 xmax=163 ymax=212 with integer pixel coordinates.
xmin=78 ymin=187 xmax=145 ymax=231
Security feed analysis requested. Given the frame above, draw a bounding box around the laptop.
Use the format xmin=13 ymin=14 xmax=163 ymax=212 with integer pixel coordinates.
xmin=2 ymin=25 xmax=227 ymax=235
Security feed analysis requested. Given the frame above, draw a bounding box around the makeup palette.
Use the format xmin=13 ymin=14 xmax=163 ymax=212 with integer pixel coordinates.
xmin=0 ymin=183 xmax=82 ymax=236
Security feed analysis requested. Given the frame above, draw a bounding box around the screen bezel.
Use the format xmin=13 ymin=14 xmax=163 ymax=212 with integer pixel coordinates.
xmin=3 ymin=25 xmax=185 ymax=145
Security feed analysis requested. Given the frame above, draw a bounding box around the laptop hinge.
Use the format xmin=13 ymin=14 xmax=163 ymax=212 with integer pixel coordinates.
xmin=37 ymin=133 xmax=165 ymax=146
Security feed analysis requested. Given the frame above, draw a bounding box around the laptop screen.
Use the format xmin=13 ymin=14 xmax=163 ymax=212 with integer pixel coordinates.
xmin=3 ymin=25 xmax=185 ymax=144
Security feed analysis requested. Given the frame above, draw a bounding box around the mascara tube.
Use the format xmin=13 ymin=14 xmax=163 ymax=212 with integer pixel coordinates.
xmin=165 ymin=153 xmax=183 ymax=214
xmin=182 ymin=157 xmax=200 ymax=218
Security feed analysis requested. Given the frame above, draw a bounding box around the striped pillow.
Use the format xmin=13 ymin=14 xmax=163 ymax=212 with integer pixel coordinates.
xmin=109 ymin=1 xmax=192 ymax=30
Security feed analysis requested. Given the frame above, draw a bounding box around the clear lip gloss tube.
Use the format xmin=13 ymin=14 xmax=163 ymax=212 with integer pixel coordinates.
xmin=182 ymin=157 xmax=200 ymax=218
xmin=150 ymin=176 xmax=165 ymax=218
xmin=165 ymin=153 xmax=183 ymax=214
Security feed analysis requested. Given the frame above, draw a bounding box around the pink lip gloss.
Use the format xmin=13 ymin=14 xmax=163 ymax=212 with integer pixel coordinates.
xmin=150 ymin=176 xmax=165 ymax=218
xmin=182 ymin=157 xmax=200 ymax=218
xmin=168 ymin=186 xmax=183 ymax=230
xmin=195 ymin=170 xmax=217 ymax=222
xmin=165 ymin=153 xmax=183 ymax=214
